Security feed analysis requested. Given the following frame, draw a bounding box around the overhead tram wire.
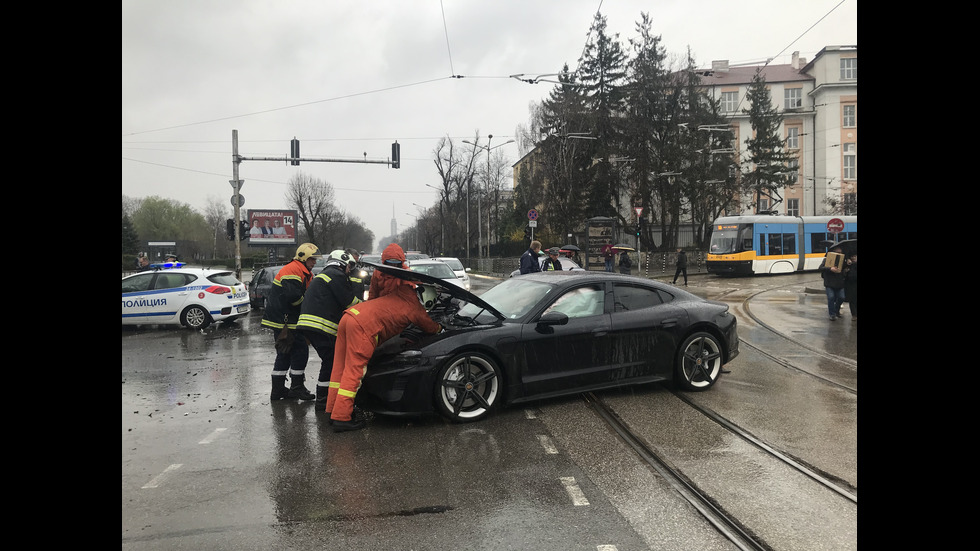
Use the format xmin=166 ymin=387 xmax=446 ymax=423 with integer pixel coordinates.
xmin=122 ymin=76 xmax=456 ymax=138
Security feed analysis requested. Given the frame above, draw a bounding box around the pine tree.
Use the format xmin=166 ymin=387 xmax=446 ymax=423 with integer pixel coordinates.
xmin=743 ymin=69 xmax=796 ymax=213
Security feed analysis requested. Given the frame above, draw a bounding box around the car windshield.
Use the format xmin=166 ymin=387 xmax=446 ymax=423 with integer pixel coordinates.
xmin=361 ymin=255 xmax=381 ymax=265
xmin=410 ymin=263 xmax=456 ymax=279
xmin=440 ymin=258 xmax=464 ymax=271
xmin=459 ymin=278 xmax=555 ymax=320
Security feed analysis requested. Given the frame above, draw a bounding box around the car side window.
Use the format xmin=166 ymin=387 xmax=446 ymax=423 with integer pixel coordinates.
xmin=543 ymin=284 xmax=604 ymax=319
xmin=122 ymin=273 xmax=154 ymax=293
xmin=153 ymin=273 xmax=189 ymax=290
xmin=613 ymin=284 xmax=666 ymax=312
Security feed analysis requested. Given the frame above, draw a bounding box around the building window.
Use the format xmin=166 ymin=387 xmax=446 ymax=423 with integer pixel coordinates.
xmin=785 ymin=127 xmax=799 ymax=149
xmin=721 ymin=91 xmax=738 ymax=112
xmin=784 ymin=88 xmax=802 ymax=109
xmin=786 ymin=158 xmax=799 ymax=182
xmin=843 ymin=143 xmax=856 ymax=180
xmin=787 ymin=199 xmax=800 ymax=217
xmin=840 ymin=58 xmax=857 ymax=80
xmin=843 ymin=105 xmax=856 ymax=127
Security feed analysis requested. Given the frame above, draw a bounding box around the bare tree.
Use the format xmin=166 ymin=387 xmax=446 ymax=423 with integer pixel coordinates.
xmin=203 ymin=195 xmax=230 ymax=260
xmin=286 ymin=172 xmax=336 ymax=246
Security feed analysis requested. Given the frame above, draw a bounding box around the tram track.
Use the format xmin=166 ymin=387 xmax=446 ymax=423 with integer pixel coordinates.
xmin=584 ymin=385 xmax=857 ymax=551
xmin=576 ymin=278 xmax=857 ymax=549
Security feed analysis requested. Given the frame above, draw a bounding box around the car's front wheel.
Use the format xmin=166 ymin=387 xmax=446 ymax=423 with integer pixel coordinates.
xmin=434 ymin=352 xmax=501 ymax=422
xmin=675 ymin=331 xmax=723 ymax=391
xmin=181 ymin=305 xmax=212 ymax=329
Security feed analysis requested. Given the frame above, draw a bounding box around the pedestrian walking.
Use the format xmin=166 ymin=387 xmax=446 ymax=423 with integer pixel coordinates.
xmin=618 ymin=250 xmax=632 ymax=275
xmin=295 ymin=250 xmax=362 ymax=410
xmin=843 ymin=252 xmax=857 ymax=321
xmin=324 ymin=281 xmax=442 ymax=432
xmin=519 ymin=241 xmax=542 ymax=274
xmin=261 ymin=243 xmax=321 ymax=401
xmin=821 ymin=247 xmax=846 ymax=321
xmin=672 ymin=248 xmax=688 ymax=286
xmin=541 ymin=247 xmax=563 ymax=271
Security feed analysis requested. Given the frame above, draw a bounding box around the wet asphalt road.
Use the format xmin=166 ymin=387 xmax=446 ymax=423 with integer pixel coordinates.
xmin=122 ymin=270 xmax=857 ymax=550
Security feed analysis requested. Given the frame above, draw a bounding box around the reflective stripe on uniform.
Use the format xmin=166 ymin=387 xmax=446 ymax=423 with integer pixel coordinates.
xmin=296 ymin=314 xmax=339 ymax=335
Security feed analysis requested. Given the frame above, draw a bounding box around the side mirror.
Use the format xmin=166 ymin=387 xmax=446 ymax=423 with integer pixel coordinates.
xmin=465 ymin=267 xmax=472 ymax=272
xmin=537 ymin=312 xmax=569 ymax=327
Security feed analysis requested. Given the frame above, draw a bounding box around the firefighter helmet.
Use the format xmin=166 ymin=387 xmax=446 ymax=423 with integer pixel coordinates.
xmin=417 ymin=284 xmax=438 ymax=311
xmin=324 ymin=249 xmax=356 ymax=271
xmin=294 ymin=243 xmax=321 ymax=261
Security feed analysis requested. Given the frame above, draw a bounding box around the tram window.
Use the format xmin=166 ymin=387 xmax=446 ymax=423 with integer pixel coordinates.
xmin=740 ymin=228 xmax=753 ymax=251
xmin=769 ymin=234 xmax=783 ymax=255
xmin=783 ymin=233 xmax=796 ymax=254
xmin=812 ymin=233 xmax=829 ymax=253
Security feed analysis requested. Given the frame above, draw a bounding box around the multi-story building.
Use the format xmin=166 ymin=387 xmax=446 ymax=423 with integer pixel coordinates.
xmin=512 ymin=44 xmax=857 ymax=223
xmin=700 ymin=45 xmax=857 ymax=216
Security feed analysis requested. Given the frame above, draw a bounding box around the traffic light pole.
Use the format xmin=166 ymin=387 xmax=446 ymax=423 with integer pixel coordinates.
xmin=230 ymin=130 xmax=400 ymax=281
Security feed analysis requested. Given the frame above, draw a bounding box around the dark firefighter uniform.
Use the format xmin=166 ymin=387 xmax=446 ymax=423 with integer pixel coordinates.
xmin=325 ymin=281 xmax=441 ymax=431
xmin=296 ymin=263 xmax=361 ymax=409
xmin=261 ymin=257 xmax=315 ymax=400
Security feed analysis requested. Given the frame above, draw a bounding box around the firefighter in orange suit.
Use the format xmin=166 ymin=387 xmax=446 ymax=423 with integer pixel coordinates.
xmin=326 ymin=281 xmax=442 ymax=432
xmin=368 ymin=243 xmax=408 ymax=299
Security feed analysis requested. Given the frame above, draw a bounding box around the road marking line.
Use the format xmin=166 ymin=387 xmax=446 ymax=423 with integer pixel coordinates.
xmin=560 ymin=476 xmax=590 ymax=506
xmin=597 ymin=546 xmax=619 ymax=551
xmin=142 ymin=464 xmax=182 ymax=489
xmin=537 ymin=435 xmax=559 ymax=454
xmin=199 ymin=427 xmax=227 ymax=444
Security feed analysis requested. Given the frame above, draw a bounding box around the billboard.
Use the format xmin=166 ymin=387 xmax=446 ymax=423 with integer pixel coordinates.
xmin=246 ymin=210 xmax=298 ymax=246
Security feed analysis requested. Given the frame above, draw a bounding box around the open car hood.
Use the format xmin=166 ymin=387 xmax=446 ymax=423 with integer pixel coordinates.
xmin=368 ymin=262 xmax=505 ymax=320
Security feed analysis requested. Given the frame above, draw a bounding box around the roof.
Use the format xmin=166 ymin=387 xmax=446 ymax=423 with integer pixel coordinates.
xmin=692 ymin=63 xmax=813 ymax=86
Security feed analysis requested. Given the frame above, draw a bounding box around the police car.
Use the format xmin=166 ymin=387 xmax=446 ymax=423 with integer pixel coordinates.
xmin=121 ymin=264 xmax=250 ymax=329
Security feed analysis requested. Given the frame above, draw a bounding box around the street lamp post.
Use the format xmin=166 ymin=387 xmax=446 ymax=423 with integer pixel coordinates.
xmin=463 ymin=134 xmax=514 ymax=259
xmin=405 ymin=213 xmax=419 ymax=251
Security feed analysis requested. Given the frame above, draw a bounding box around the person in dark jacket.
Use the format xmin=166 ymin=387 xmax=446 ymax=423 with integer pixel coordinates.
xmin=618 ymin=250 xmax=632 ymax=275
xmin=519 ymin=241 xmax=542 ymax=274
xmin=261 ymin=242 xmax=320 ymax=400
xmin=296 ymin=249 xmax=362 ymax=410
xmin=345 ymin=248 xmax=366 ymax=301
xmin=541 ymin=247 xmax=563 ymax=271
xmin=672 ymin=248 xmax=688 ymax=285
xmin=843 ymin=252 xmax=857 ymax=322
xmin=821 ymin=247 xmax=846 ymax=321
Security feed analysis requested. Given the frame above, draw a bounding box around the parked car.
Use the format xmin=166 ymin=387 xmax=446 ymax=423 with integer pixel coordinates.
xmin=247 ymin=264 xmax=286 ymax=308
xmin=432 ymin=256 xmax=471 ymax=291
xmin=122 ymin=267 xmax=250 ymax=329
xmin=358 ymin=266 xmax=739 ymax=423
xmin=509 ymin=256 xmax=586 ymax=277
xmin=406 ymin=259 xmax=466 ymax=289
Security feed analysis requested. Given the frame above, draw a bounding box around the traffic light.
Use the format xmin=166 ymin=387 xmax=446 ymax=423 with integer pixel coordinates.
xmin=239 ymin=220 xmax=249 ymax=240
xmin=226 ymin=219 xmax=235 ymax=240
xmin=391 ymin=141 xmax=400 ymax=169
xmin=290 ymin=137 xmax=300 ymax=166
xmin=634 ymin=225 xmax=641 ymax=237
xmin=524 ymin=226 xmax=531 ymax=241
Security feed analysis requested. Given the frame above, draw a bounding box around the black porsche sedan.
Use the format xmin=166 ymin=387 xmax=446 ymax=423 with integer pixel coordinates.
xmin=358 ymin=266 xmax=738 ymax=423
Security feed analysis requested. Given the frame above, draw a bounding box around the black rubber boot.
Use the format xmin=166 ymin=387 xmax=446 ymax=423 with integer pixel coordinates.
xmin=287 ymin=375 xmax=315 ymax=401
xmin=270 ymin=375 xmax=290 ymax=400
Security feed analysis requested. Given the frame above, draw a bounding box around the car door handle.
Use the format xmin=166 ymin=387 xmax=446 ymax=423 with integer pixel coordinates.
xmin=661 ymin=318 xmax=678 ymax=327
xmin=592 ymin=330 xmax=607 ymax=337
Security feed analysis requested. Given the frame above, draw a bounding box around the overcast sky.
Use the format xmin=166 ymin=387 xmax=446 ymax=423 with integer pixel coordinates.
xmin=121 ymin=0 xmax=857 ymax=251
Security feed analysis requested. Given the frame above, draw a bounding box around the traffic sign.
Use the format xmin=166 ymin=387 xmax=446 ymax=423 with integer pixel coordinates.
xmin=528 ymin=209 xmax=539 ymax=221
xmin=231 ymin=194 xmax=245 ymax=207
xmin=529 ymin=220 xmax=537 ymax=228
xmin=634 ymin=207 xmax=643 ymax=217
xmin=827 ymin=218 xmax=844 ymax=233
